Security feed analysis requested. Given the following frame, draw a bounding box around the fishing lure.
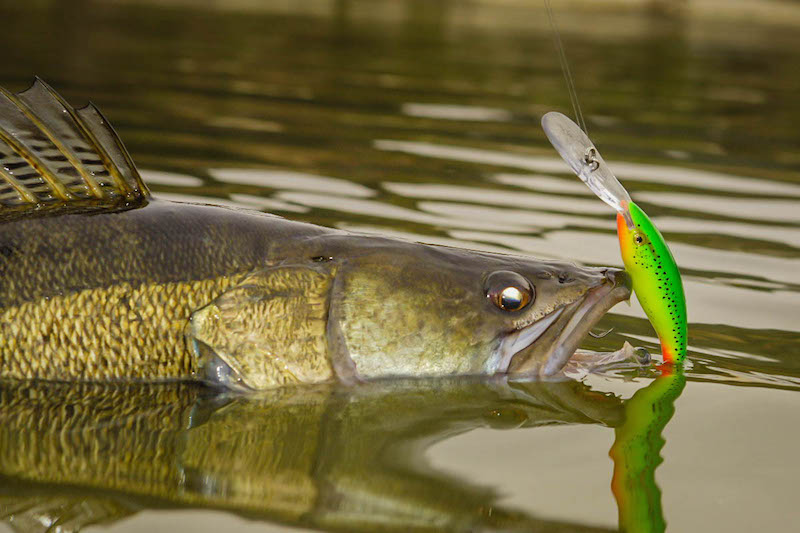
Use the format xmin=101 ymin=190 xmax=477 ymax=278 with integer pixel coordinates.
xmin=542 ymin=112 xmax=687 ymax=364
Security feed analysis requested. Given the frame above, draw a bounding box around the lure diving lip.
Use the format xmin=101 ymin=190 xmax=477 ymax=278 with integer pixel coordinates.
xmin=541 ymin=112 xmax=633 ymax=219
xmin=541 ymin=111 xmax=688 ymax=364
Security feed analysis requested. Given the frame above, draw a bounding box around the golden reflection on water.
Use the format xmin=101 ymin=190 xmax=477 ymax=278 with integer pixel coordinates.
xmin=9 ymin=371 xmax=790 ymax=533
xmin=0 ymin=377 xmax=684 ymax=533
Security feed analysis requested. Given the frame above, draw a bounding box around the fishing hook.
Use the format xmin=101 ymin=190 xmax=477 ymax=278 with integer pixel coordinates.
xmin=589 ymin=327 xmax=614 ymax=338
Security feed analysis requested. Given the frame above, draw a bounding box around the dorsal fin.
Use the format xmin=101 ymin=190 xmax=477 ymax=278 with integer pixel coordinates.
xmin=0 ymin=79 xmax=149 ymax=216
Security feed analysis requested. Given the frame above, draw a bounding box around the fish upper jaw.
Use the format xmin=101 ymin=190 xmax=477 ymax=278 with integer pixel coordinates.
xmin=499 ymin=269 xmax=632 ymax=377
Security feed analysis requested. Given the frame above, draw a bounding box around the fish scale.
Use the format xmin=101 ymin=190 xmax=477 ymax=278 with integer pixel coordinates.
xmin=0 ymin=276 xmax=243 ymax=381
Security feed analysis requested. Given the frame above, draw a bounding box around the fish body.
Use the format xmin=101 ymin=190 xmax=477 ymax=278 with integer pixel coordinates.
xmin=0 ymin=81 xmax=632 ymax=390
xmin=0 ymin=200 xmax=628 ymax=388
xmin=617 ymin=202 xmax=687 ymax=363
xmin=0 ymin=200 xmax=329 ymax=383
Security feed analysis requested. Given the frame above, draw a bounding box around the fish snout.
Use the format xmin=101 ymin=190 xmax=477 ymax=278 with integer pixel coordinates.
xmin=603 ymin=268 xmax=631 ymax=292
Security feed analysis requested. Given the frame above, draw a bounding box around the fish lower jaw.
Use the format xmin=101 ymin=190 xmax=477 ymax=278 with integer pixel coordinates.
xmin=193 ymin=339 xmax=251 ymax=392
xmin=490 ymin=308 xmax=564 ymax=374
xmin=501 ymin=281 xmax=631 ymax=377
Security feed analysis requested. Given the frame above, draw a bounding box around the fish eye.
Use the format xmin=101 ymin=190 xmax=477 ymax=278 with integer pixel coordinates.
xmin=485 ymin=271 xmax=534 ymax=312
xmin=633 ymin=232 xmax=646 ymax=246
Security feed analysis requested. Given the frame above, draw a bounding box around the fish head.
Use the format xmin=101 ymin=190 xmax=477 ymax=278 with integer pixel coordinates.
xmin=324 ymin=235 xmax=632 ymax=379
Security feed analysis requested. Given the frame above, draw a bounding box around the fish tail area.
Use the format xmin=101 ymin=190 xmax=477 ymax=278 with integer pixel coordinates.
xmin=0 ymin=78 xmax=148 ymax=215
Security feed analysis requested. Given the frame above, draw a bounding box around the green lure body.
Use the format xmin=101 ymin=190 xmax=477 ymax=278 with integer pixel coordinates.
xmin=616 ymin=202 xmax=687 ymax=363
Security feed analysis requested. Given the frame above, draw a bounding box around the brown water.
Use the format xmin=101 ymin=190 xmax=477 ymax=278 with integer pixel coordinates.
xmin=0 ymin=1 xmax=798 ymax=532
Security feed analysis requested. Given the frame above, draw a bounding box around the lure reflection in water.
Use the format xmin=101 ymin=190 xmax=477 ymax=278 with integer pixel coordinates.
xmin=610 ymin=368 xmax=687 ymax=533
xmin=0 ymin=374 xmax=684 ymax=533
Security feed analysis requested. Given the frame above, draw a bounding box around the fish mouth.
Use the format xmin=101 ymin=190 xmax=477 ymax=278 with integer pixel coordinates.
xmin=503 ymin=270 xmax=632 ymax=377
xmin=193 ymin=339 xmax=251 ymax=392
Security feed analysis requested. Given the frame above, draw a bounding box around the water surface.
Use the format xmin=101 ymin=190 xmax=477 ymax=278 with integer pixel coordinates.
xmin=0 ymin=1 xmax=798 ymax=532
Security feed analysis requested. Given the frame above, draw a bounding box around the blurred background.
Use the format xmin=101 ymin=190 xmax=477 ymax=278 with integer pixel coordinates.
xmin=0 ymin=1 xmax=798 ymax=532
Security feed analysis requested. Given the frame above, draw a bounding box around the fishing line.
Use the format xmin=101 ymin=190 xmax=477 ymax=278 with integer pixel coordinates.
xmin=544 ymin=0 xmax=588 ymax=134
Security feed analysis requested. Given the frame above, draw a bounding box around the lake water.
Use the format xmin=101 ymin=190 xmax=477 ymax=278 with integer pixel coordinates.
xmin=0 ymin=1 xmax=798 ymax=532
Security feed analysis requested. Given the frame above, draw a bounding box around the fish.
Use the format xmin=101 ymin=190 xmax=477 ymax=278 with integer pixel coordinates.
xmin=0 ymin=80 xmax=632 ymax=390
xmin=0 ymin=378 xmax=624 ymax=533
xmin=542 ymin=111 xmax=688 ymax=364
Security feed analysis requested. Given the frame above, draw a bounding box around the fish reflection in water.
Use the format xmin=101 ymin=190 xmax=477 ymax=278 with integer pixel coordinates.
xmin=0 ymin=373 xmax=684 ymax=533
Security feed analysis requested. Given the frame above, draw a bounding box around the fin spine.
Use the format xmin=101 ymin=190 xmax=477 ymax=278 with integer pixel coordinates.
xmin=36 ymin=79 xmax=134 ymax=197
xmin=0 ymin=165 xmax=37 ymax=203
xmin=1 ymin=86 xmax=105 ymax=200
xmin=0 ymin=118 xmax=72 ymax=202
xmin=87 ymin=102 xmax=147 ymax=197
